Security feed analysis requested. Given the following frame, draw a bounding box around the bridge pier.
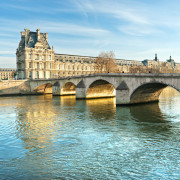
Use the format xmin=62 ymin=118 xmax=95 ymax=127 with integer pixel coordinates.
xmin=76 ymin=87 xmax=86 ymax=99
xmin=52 ymin=82 xmax=61 ymax=95
xmin=116 ymin=81 xmax=130 ymax=105
xmin=76 ymin=80 xmax=86 ymax=99
xmin=116 ymin=89 xmax=130 ymax=105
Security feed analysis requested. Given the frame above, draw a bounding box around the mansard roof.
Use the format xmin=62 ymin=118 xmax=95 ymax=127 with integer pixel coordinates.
xmin=18 ymin=29 xmax=51 ymax=50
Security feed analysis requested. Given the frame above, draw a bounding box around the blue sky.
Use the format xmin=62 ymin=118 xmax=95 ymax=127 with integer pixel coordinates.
xmin=1 ymin=0 xmax=180 ymax=67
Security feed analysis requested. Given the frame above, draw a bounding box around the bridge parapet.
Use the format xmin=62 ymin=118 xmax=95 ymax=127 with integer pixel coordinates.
xmin=20 ymin=73 xmax=180 ymax=104
xmin=0 ymin=73 xmax=179 ymax=105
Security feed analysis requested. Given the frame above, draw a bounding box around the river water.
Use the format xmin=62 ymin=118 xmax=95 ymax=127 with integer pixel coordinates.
xmin=0 ymin=87 xmax=180 ymax=179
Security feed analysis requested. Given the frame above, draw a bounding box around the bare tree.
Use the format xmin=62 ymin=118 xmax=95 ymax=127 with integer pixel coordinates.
xmin=95 ymin=51 xmax=118 ymax=73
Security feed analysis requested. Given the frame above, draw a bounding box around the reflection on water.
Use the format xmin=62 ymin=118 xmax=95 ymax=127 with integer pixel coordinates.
xmin=130 ymin=103 xmax=165 ymax=123
xmin=86 ymin=98 xmax=116 ymax=121
xmin=0 ymin=87 xmax=180 ymax=179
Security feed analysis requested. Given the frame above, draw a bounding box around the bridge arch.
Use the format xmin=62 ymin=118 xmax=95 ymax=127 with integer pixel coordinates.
xmin=130 ymin=81 xmax=179 ymax=104
xmin=61 ymin=82 xmax=76 ymax=95
xmin=86 ymin=79 xmax=116 ymax=98
xmin=33 ymin=83 xmax=53 ymax=94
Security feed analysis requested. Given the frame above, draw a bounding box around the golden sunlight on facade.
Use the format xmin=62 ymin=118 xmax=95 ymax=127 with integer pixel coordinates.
xmin=16 ymin=29 xmax=180 ymax=80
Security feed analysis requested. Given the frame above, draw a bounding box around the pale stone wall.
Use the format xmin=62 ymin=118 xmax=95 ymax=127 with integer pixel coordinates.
xmin=16 ymin=29 xmax=180 ymax=80
xmin=16 ymin=29 xmax=54 ymax=80
xmin=0 ymin=80 xmax=31 ymax=95
xmin=0 ymin=68 xmax=16 ymax=80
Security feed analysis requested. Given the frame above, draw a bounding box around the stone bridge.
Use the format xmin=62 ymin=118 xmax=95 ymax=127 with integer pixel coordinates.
xmin=27 ymin=73 xmax=180 ymax=105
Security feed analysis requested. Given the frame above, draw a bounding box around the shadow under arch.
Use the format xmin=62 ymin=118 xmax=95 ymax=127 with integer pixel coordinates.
xmin=33 ymin=83 xmax=52 ymax=94
xmin=61 ymin=82 xmax=76 ymax=95
xmin=130 ymin=82 xmax=180 ymax=104
xmin=86 ymin=79 xmax=116 ymax=99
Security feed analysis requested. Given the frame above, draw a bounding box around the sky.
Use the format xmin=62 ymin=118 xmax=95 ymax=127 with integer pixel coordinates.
xmin=1 ymin=0 xmax=180 ymax=68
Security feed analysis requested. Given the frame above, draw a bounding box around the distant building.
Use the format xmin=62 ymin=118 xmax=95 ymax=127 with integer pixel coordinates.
xmin=16 ymin=29 xmax=180 ymax=79
xmin=0 ymin=68 xmax=16 ymax=80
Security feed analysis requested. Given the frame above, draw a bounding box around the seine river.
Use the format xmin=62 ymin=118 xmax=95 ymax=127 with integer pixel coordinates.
xmin=0 ymin=87 xmax=180 ymax=179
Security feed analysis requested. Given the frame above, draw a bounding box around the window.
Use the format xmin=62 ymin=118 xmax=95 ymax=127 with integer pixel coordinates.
xmin=72 ymin=65 xmax=74 ymax=70
xmin=62 ymin=64 xmax=65 ymax=70
xmin=49 ymin=55 xmax=51 ymax=60
xmin=42 ymin=55 xmax=45 ymax=60
xmin=29 ymin=54 xmax=31 ymax=59
xmin=58 ymin=64 xmax=60 ymax=69
xmin=36 ymin=62 xmax=39 ymax=69
xmin=29 ymin=62 xmax=31 ymax=68
xmin=35 ymin=54 xmax=39 ymax=60
xmin=36 ymin=71 xmax=39 ymax=79
xmin=49 ymin=63 xmax=52 ymax=69
xmin=44 ymin=72 xmax=46 ymax=78
xmin=43 ymin=63 xmax=46 ymax=69
xmin=29 ymin=72 xmax=32 ymax=78
xmin=50 ymin=72 xmax=52 ymax=78
xmin=68 ymin=65 xmax=70 ymax=70
xmin=77 ymin=65 xmax=79 ymax=70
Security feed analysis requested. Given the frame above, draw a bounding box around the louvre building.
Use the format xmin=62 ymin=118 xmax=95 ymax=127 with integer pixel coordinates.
xmin=16 ymin=29 xmax=180 ymax=79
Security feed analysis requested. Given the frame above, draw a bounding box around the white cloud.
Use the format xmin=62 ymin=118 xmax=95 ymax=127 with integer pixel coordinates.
xmin=0 ymin=18 xmax=109 ymax=37
xmin=41 ymin=22 xmax=109 ymax=36
xmin=118 ymin=24 xmax=160 ymax=36
xmin=0 ymin=51 xmax=15 ymax=55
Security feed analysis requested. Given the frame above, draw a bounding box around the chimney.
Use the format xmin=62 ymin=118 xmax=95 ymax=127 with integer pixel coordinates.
xmin=45 ymin=32 xmax=48 ymax=42
xmin=21 ymin=31 xmax=25 ymax=38
xmin=24 ymin=29 xmax=30 ymax=47
xmin=24 ymin=29 xmax=30 ymax=36
xmin=36 ymin=29 xmax=40 ymax=41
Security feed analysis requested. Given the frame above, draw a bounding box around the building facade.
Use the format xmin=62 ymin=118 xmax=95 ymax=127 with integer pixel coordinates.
xmin=16 ymin=29 xmax=180 ymax=79
xmin=0 ymin=68 xmax=16 ymax=80
xmin=16 ymin=29 xmax=54 ymax=79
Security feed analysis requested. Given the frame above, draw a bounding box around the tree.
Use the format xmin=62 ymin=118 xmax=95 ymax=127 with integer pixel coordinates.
xmin=11 ymin=71 xmax=17 ymax=80
xmin=95 ymin=51 xmax=118 ymax=73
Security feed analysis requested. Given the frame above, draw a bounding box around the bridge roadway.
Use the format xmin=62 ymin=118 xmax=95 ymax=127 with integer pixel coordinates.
xmin=0 ymin=73 xmax=180 ymax=105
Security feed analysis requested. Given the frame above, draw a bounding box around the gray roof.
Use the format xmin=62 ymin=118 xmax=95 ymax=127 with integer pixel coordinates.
xmin=0 ymin=68 xmax=16 ymax=71
xmin=18 ymin=31 xmax=50 ymax=49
